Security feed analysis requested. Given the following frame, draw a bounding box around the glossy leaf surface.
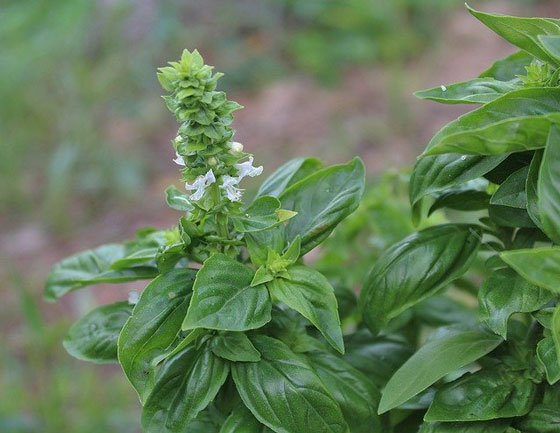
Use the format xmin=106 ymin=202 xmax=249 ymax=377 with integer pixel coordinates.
xmin=501 ymin=247 xmax=560 ymax=293
xmin=539 ymin=124 xmax=560 ymax=243
xmin=414 ymin=78 xmax=518 ymax=104
xmin=256 ymin=157 xmax=323 ymax=198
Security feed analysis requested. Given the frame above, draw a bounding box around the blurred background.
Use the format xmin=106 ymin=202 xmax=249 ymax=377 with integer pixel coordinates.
xmin=1 ymin=0 xmax=558 ymax=431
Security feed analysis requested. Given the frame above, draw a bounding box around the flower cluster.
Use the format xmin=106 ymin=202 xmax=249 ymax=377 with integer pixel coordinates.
xmin=158 ymin=49 xmax=262 ymax=208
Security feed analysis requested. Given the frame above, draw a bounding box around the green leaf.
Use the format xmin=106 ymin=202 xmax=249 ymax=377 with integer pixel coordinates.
xmin=526 ymin=150 xmax=544 ymax=229
xmin=308 ymin=351 xmax=385 ymax=433
xmin=360 ymin=224 xmax=481 ymax=334
xmin=409 ymin=154 xmax=507 ymax=220
xmin=63 ymin=301 xmax=132 ymax=364
xmin=414 ymin=78 xmax=519 ymax=104
xmin=414 ymin=296 xmax=476 ymax=327
xmin=219 ymin=405 xmax=272 ymax=433
xmin=418 ymin=420 xmax=511 ymax=433
xmin=429 ymin=189 xmax=490 ymax=215
xmin=425 ymin=369 xmax=537 ymax=421
xmin=478 ymin=268 xmax=552 ymax=338
xmin=480 ymin=50 xmax=535 ymax=81
xmin=553 ymin=306 xmax=560 ymax=376
xmin=343 ymin=330 xmax=413 ymax=388
xmin=118 ymin=269 xmax=197 ymax=402
xmin=517 ymin=396 xmax=560 ymax=433
xmin=420 ymin=88 xmax=560 ymax=157
xmin=256 ymin=157 xmax=323 ymax=198
xmin=183 ymin=254 xmax=272 ymax=332
xmin=489 ymin=166 xmax=535 ymax=228
xmin=211 ymin=332 xmax=261 ymax=362
xmin=165 ymin=185 xmax=194 ymax=211
xmin=142 ymin=346 xmax=229 ymax=433
xmin=245 ymin=226 xmax=285 ymax=267
xmin=231 ymin=196 xmax=296 ymax=233
xmin=231 ymin=335 xmax=349 ymax=433
xmin=279 ymin=157 xmax=365 ymax=255
xmin=539 ymin=34 xmax=560 ymax=64
xmin=44 ymin=244 xmax=158 ymax=300
xmin=467 ymin=5 xmax=560 ymax=66
xmin=537 ymin=337 xmax=560 ymax=385
xmin=268 ymin=265 xmax=344 ymax=354
xmin=501 ymin=247 xmax=560 ymax=293
xmin=378 ymin=326 xmax=502 ymax=414
xmin=539 ymin=124 xmax=560 ymax=243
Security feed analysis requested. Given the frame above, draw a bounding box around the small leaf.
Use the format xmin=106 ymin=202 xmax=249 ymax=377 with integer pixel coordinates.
xmin=480 ymin=50 xmax=535 ymax=81
xmin=425 ymin=369 xmax=537 ymax=421
xmin=501 ymin=247 xmax=560 ymax=293
xmin=538 ymin=124 xmax=560 ymax=243
xmin=63 ymin=301 xmax=133 ymax=364
xmin=378 ymin=326 xmax=502 ymax=414
xmin=219 ymin=405 xmax=272 ymax=433
xmin=478 ymin=268 xmax=552 ymax=338
xmin=118 ymin=269 xmax=197 ymax=402
xmin=360 ymin=224 xmax=481 ymax=334
xmin=231 ymin=196 xmax=296 ymax=233
xmin=231 ymin=335 xmax=348 ymax=433
xmin=183 ymin=254 xmax=272 ymax=332
xmin=414 ymin=78 xmax=519 ymax=104
xmin=211 ymin=332 xmax=261 ymax=362
xmin=165 ymin=185 xmax=194 ymax=211
xmin=268 ymin=265 xmax=344 ymax=354
xmin=142 ymin=346 xmax=229 ymax=432
xmin=526 ymin=151 xmax=544 ymax=229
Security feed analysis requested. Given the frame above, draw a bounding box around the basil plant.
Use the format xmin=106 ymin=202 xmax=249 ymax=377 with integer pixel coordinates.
xmin=46 ymin=6 xmax=560 ymax=433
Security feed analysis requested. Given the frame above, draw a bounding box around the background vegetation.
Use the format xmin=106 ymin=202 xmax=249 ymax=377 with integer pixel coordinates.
xmin=1 ymin=0 xmax=555 ymax=432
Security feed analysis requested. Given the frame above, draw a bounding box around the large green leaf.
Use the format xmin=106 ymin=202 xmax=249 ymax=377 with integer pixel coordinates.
xmin=267 ymin=265 xmax=344 ymax=354
xmin=278 ymin=157 xmax=365 ymax=255
xmin=467 ymin=6 xmax=560 ymax=66
xmin=425 ymin=369 xmax=536 ymax=421
xmin=360 ymin=224 xmax=481 ymax=334
xmin=118 ymin=269 xmax=197 ymax=402
xmin=232 ymin=336 xmax=348 ymax=433
xmin=539 ymin=124 xmax=560 ymax=243
xmin=63 ymin=301 xmax=133 ymax=364
xmin=378 ymin=326 xmax=502 ymax=414
xmin=415 ymin=296 xmax=476 ymax=327
xmin=414 ymin=78 xmax=519 ymax=105
xmin=489 ymin=166 xmax=535 ymax=228
xmin=517 ymin=388 xmax=560 ymax=433
xmin=308 ymin=351 xmax=385 ymax=433
xmin=478 ymin=268 xmax=552 ymax=338
xmin=409 ymin=154 xmax=507 ymax=220
xmin=537 ymin=337 xmax=560 ymax=385
xmin=343 ymin=330 xmax=413 ymax=387
xmin=142 ymin=346 xmax=229 ymax=433
xmin=479 ymin=50 xmax=535 ymax=81
xmin=256 ymin=157 xmax=323 ymax=198
xmin=183 ymin=254 xmax=271 ymax=332
xmin=501 ymin=247 xmax=560 ymax=293
xmin=419 ymin=88 xmax=560 ymax=157
xmin=418 ymin=420 xmax=511 ymax=433
xmin=45 ymin=244 xmax=158 ymax=300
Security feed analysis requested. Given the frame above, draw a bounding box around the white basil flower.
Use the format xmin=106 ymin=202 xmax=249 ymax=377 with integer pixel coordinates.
xmin=220 ymin=175 xmax=243 ymax=202
xmin=185 ymin=169 xmax=216 ymax=201
xmin=230 ymin=141 xmax=244 ymax=153
xmin=235 ymin=156 xmax=263 ymax=181
xmin=173 ymin=151 xmax=185 ymax=166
